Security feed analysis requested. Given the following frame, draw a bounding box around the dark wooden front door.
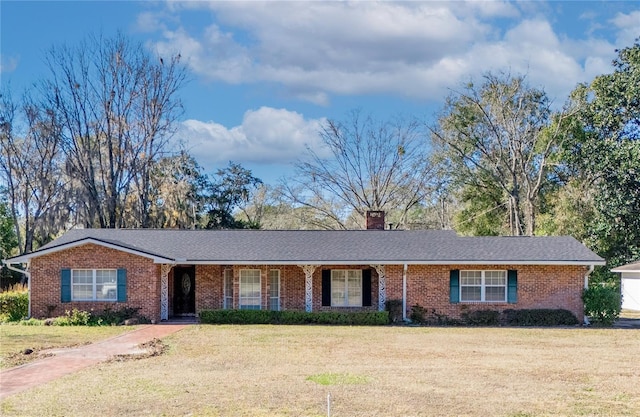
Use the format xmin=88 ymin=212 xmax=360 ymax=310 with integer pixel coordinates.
xmin=173 ymin=266 xmax=195 ymax=316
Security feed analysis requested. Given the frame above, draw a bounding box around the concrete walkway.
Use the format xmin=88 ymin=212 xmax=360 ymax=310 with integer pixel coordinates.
xmin=0 ymin=323 xmax=188 ymax=400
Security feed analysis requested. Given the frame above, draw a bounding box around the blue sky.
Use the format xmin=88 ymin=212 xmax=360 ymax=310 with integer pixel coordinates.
xmin=1 ymin=1 xmax=638 ymax=184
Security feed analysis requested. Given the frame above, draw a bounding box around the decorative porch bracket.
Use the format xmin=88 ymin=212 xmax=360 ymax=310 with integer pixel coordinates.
xmin=160 ymin=263 xmax=173 ymax=321
xmin=298 ymin=265 xmax=317 ymax=312
xmin=370 ymin=264 xmax=386 ymax=311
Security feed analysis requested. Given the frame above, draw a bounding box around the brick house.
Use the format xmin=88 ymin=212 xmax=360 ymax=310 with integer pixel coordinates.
xmin=3 ymin=228 xmax=604 ymax=323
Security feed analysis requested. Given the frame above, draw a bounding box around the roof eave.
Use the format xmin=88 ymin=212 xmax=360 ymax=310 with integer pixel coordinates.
xmin=4 ymin=238 xmax=174 ymax=264
xmin=175 ymin=259 xmax=606 ymax=266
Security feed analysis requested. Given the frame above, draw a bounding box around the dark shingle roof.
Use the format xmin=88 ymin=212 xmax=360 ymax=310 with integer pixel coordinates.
xmin=10 ymin=228 xmax=604 ymax=265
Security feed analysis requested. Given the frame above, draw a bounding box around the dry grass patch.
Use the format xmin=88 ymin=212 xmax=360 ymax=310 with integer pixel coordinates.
xmin=620 ymin=309 xmax=640 ymax=319
xmin=1 ymin=325 xmax=639 ymax=416
xmin=0 ymin=324 xmax=139 ymax=369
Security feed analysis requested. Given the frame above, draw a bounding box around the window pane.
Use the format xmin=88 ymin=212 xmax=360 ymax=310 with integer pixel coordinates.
xmin=73 ymin=285 xmax=93 ymax=300
xmin=239 ymin=270 xmax=261 ymax=309
xmin=331 ymin=270 xmax=362 ymax=307
xmin=485 ymin=286 xmax=506 ymax=301
xmin=96 ymin=270 xmax=117 ymax=300
xmin=331 ymin=275 xmax=346 ymax=306
xmin=223 ymin=269 xmax=233 ymax=309
xmin=461 ymin=271 xmax=481 ymax=285
xmin=72 ymin=270 xmax=93 ymax=300
xmin=485 ymin=271 xmax=506 ymax=285
xmin=461 ymin=286 xmax=481 ymax=301
xmin=72 ymin=270 xmax=92 ymax=284
xmin=269 ymin=270 xmax=280 ymax=298
xmin=347 ymin=275 xmax=361 ymax=306
xmin=269 ymin=270 xmax=280 ymax=311
xmin=95 ymin=270 xmax=116 ymax=284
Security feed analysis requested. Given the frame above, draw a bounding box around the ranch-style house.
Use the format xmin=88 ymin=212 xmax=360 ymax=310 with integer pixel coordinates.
xmin=3 ymin=220 xmax=604 ymax=324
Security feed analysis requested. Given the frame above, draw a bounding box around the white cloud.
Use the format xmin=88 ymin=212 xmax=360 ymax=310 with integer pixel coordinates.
xmin=610 ymin=11 xmax=640 ymax=48
xmin=0 ymin=55 xmax=19 ymax=73
xmin=144 ymin=1 xmax=632 ymax=105
xmin=176 ymin=107 xmax=327 ymax=168
xmin=147 ymin=2 xmax=492 ymax=102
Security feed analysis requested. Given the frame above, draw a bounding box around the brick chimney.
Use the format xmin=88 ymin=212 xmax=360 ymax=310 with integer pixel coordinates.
xmin=366 ymin=211 xmax=385 ymax=230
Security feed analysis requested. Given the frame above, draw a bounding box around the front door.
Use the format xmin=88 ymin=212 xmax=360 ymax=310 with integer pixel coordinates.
xmin=173 ymin=266 xmax=196 ymax=316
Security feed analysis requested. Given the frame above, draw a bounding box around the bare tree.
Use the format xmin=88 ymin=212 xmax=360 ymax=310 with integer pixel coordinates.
xmin=144 ymin=151 xmax=207 ymax=229
xmin=0 ymin=90 xmax=68 ymax=253
xmin=284 ymin=111 xmax=438 ymax=229
xmin=430 ymin=73 xmax=570 ymax=236
xmin=42 ymin=33 xmax=186 ymax=228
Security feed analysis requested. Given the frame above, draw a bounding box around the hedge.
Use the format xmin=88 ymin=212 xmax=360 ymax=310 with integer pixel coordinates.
xmin=502 ymin=309 xmax=579 ymax=326
xmin=199 ymin=309 xmax=389 ymax=325
xmin=0 ymin=289 xmax=29 ymax=322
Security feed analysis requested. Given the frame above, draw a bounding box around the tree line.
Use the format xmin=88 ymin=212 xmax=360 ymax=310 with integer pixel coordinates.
xmin=1 ymin=34 xmax=638 ymax=282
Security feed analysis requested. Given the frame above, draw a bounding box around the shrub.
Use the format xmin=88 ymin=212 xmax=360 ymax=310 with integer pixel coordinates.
xmin=385 ymin=299 xmax=403 ymax=323
xmin=462 ymin=310 xmax=500 ymax=326
xmin=53 ymin=309 xmax=91 ymax=326
xmin=199 ymin=310 xmax=389 ymax=325
xmin=90 ymin=306 xmax=148 ymax=326
xmin=583 ymin=285 xmax=621 ymax=326
xmin=502 ymin=309 xmax=579 ymax=326
xmin=0 ymin=287 xmax=29 ymax=322
xmin=409 ymin=304 xmax=427 ymax=324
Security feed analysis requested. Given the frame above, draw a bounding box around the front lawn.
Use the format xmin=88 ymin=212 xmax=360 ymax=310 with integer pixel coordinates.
xmin=1 ymin=325 xmax=639 ymax=416
xmin=0 ymin=324 xmax=139 ymax=369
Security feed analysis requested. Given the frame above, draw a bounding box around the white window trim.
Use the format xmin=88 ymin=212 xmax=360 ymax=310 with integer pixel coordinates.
xmin=269 ymin=269 xmax=280 ymax=311
xmin=331 ymin=269 xmax=363 ymax=307
xmin=460 ymin=270 xmax=507 ymax=303
xmin=71 ymin=269 xmax=117 ymax=302
xmin=239 ymin=269 xmax=262 ymax=310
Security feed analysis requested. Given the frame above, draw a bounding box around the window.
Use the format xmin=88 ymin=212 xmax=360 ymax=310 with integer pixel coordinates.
xmin=239 ymin=269 xmax=261 ymax=310
xmin=269 ymin=270 xmax=280 ymax=311
xmin=223 ymin=269 xmax=233 ymax=309
xmin=72 ymin=269 xmax=117 ymax=301
xmin=331 ymin=270 xmax=362 ymax=307
xmin=460 ymin=270 xmax=506 ymax=302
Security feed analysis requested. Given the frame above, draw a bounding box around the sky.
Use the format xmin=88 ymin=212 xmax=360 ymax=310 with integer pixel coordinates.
xmin=1 ymin=1 xmax=638 ymax=184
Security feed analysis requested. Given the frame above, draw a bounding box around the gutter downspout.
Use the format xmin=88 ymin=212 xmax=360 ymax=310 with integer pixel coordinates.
xmin=583 ymin=264 xmax=595 ymax=325
xmin=1 ymin=260 xmax=32 ymax=318
xmin=402 ymin=263 xmax=408 ymax=321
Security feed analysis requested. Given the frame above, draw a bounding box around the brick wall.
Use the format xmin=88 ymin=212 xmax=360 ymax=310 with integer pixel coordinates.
xmin=384 ymin=264 xmax=588 ymax=321
xmin=29 ymin=243 xmax=161 ymax=321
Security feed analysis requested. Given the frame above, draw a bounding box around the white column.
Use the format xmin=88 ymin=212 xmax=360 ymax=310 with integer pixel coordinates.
xmin=160 ymin=264 xmax=173 ymax=321
xmin=298 ymin=265 xmax=317 ymax=312
xmin=370 ymin=264 xmax=386 ymax=312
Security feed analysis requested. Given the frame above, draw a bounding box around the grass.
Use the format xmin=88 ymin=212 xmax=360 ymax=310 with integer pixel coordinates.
xmin=0 ymin=324 xmax=139 ymax=369
xmin=1 ymin=325 xmax=639 ymax=416
xmin=306 ymin=372 xmax=370 ymax=386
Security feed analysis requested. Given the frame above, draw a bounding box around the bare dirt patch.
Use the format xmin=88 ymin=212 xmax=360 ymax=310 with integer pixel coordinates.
xmin=109 ymin=338 xmax=168 ymax=362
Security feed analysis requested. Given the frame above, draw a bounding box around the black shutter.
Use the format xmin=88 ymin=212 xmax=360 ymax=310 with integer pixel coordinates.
xmin=362 ymin=269 xmax=372 ymax=306
xmin=321 ymin=270 xmax=331 ymax=306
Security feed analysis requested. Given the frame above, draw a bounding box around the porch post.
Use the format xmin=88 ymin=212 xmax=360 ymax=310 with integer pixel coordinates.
xmin=160 ymin=264 xmax=173 ymax=321
xmin=370 ymin=264 xmax=386 ymax=311
xmin=298 ymin=265 xmax=317 ymax=312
